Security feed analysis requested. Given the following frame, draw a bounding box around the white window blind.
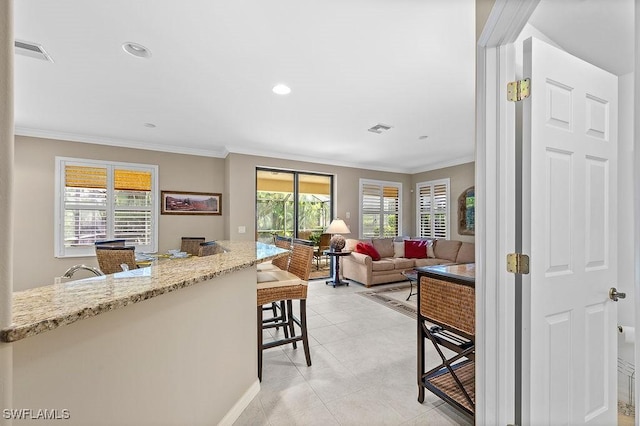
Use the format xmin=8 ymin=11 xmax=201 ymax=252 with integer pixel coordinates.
xmin=55 ymin=158 xmax=158 ymax=257
xmin=417 ymin=179 xmax=450 ymax=239
xmin=360 ymin=179 xmax=401 ymax=238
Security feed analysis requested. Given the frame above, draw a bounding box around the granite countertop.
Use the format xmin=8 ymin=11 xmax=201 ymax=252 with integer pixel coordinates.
xmin=1 ymin=241 xmax=288 ymax=343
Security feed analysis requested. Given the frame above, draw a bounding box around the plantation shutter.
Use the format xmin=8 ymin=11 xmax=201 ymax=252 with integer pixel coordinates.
xmin=57 ymin=158 xmax=157 ymax=257
xmin=382 ymin=186 xmax=399 ymax=237
xmin=418 ymin=185 xmax=432 ymax=237
xmin=417 ymin=179 xmax=449 ymax=239
xmin=63 ymin=165 xmax=108 ymax=248
xmin=360 ymin=180 xmax=401 ymax=238
xmin=113 ymin=169 xmax=153 ymax=246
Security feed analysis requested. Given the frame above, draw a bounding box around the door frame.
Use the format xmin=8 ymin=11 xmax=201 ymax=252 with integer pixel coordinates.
xmin=476 ymin=0 xmax=640 ymax=424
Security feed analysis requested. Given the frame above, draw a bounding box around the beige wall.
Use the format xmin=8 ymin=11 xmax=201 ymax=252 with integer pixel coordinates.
xmin=14 ymin=136 xmax=225 ymax=290
xmin=411 ymin=161 xmax=475 ymax=243
xmin=224 ymin=153 xmax=413 ymax=242
xmin=14 ymin=137 xmax=475 ymax=289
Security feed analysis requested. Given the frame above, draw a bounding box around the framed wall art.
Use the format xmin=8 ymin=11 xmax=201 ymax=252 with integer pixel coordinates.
xmin=161 ymin=191 xmax=222 ymax=215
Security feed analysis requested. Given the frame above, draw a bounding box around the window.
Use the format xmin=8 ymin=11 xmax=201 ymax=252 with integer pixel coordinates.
xmin=55 ymin=157 xmax=158 ymax=257
xmin=416 ymin=178 xmax=450 ymax=239
xmin=359 ymin=179 xmax=402 ymax=238
xmin=255 ymin=169 xmax=333 ymax=244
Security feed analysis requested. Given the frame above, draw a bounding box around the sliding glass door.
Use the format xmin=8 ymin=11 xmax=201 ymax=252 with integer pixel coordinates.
xmin=256 ymin=169 xmax=333 ymax=244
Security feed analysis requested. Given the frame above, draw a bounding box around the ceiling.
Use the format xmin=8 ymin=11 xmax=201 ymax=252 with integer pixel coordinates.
xmin=529 ymin=0 xmax=634 ymax=77
xmin=12 ymin=1 xmax=633 ymax=174
xmin=13 ymin=0 xmax=476 ymax=174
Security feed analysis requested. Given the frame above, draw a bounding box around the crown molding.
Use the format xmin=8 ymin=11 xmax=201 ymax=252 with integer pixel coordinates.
xmin=14 ymin=127 xmax=229 ymax=158
xmin=406 ymin=155 xmax=476 ymax=174
xmin=225 ymin=145 xmax=413 ymax=174
xmin=15 ymin=127 xmax=474 ymax=175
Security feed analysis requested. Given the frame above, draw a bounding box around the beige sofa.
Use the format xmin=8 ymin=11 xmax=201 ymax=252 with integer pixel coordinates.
xmin=341 ymin=238 xmax=474 ymax=287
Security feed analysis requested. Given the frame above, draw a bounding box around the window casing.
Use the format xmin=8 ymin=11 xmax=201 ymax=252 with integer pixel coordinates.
xmin=416 ymin=178 xmax=450 ymax=239
xmin=359 ymin=179 xmax=402 ymax=238
xmin=55 ymin=157 xmax=158 ymax=257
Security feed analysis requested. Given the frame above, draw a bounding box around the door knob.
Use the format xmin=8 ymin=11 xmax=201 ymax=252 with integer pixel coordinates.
xmin=609 ymin=287 xmax=626 ymax=302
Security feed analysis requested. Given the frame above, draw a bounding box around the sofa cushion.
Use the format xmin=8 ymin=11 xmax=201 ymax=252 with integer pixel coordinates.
xmin=427 ymin=240 xmax=435 ymax=258
xmin=372 ymin=238 xmax=395 ymax=258
xmin=371 ymin=259 xmax=395 ymax=271
xmin=405 ymin=240 xmax=428 ymax=259
xmin=393 ymin=241 xmax=405 ymax=258
xmin=355 ymin=242 xmax=381 ymax=261
xmin=391 ymin=257 xmax=415 ymax=269
xmin=433 ymin=240 xmax=462 ymax=262
xmin=414 ymin=258 xmax=451 ymax=267
xmin=456 ymin=242 xmax=475 ymax=263
xmin=345 ymin=238 xmax=368 ymax=252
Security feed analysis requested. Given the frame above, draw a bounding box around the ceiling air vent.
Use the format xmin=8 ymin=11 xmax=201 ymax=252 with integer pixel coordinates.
xmin=367 ymin=123 xmax=393 ymax=134
xmin=14 ymin=40 xmax=54 ymax=62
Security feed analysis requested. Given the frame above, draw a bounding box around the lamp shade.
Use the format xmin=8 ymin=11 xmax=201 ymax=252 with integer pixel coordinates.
xmin=325 ymin=218 xmax=351 ymax=234
xmin=325 ymin=218 xmax=351 ymax=251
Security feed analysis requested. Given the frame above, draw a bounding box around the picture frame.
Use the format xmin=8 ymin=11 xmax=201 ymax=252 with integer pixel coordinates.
xmin=161 ymin=191 xmax=222 ymax=215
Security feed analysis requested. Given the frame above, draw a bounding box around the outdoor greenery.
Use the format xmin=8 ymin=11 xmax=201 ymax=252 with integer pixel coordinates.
xmin=256 ymin=191 xmax=330 ymax=243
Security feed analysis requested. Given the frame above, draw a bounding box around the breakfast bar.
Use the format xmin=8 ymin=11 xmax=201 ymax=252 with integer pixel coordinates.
xmin=2 ymin=241 xmax=287 ymax=425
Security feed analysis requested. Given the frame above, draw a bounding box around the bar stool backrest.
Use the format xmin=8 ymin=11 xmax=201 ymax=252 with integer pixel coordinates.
xmin=95 ymin=246 xmax=137 ymax=275
xmin=181 ymin=237 xmax=206 ymax=256
xmin=288 ymin=243 xmax=314 ymax=281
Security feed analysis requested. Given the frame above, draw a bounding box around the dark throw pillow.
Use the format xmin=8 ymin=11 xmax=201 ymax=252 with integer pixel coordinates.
xmin=404 ymin=240 xmax=428 ymax=259
xmin=355 ymin=242 xmax=381 ymax=261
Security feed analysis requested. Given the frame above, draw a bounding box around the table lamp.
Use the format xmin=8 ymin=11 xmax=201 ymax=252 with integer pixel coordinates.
xmin=325 ymin=218 xmax=351 ymax=252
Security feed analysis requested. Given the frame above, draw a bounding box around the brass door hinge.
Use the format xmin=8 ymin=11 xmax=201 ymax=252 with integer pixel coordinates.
xmin=507 ymin=253 xmax=529 ymax=274
xmin=507 ymin=78 xmax=530 ymax=102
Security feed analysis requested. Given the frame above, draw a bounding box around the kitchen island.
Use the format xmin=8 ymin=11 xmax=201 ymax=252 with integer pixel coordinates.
xmin=1 ymin=241 xmax=287 ymax=425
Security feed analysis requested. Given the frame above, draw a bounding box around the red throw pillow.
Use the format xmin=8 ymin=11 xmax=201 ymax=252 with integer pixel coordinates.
xmin=404 ymin=240 xmax=428 ymax=259
xmin=355 ymin=242 xmax=381 ymax=261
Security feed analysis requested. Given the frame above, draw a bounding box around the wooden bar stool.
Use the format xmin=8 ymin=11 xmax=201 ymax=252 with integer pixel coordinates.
xmin=95 ymin=246 xmax=138 ymax=275
xmin=256 ymin=242 xmax=313 ymax=381
xmin=180 ymin=237 xmax=205 ymax=256
xmin=257 ymin=235 xmax=292 ymax=326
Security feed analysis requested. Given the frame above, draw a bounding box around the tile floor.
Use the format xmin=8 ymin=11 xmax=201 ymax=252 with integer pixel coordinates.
xmin=234 ymin=279 xmax=474 ymax=426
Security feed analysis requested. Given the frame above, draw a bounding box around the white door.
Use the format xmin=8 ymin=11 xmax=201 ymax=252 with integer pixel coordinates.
xmin=521 ymin=37 xmax=619 ymax=424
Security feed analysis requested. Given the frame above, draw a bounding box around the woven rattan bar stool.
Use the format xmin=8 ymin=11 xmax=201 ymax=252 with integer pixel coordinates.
xmin=257 ymin=236 xmax=293 ymax=326
xmin=180 ymin=237 xmax=205 ymax=256
xmin=94 ymin=239 xmax=126 ymax=247
xmin=257 ymin=235 xmax=292 ymax=272
xmin=198 ymin=241 xmax=222 ymax=256
xmin=95 ymin=246 xmax=138 ymax=275
xmin=256 ymin=242 xmax=314 ymax=381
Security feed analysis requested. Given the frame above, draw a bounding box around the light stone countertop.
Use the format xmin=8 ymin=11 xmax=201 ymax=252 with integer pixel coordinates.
xmin=1 ymin=241 xmax=288 ymax=342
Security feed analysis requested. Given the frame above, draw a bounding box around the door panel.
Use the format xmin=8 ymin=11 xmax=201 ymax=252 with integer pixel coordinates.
xmin=522 ymin=36 xmax=618 ymax=424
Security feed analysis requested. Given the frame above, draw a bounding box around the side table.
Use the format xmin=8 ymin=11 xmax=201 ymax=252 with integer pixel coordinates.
xmin=324 ymin=250 xmax=351 ymax=287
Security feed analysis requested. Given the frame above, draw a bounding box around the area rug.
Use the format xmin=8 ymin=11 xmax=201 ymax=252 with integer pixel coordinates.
xmin=357 ymin=283 xmax=417 ymax=319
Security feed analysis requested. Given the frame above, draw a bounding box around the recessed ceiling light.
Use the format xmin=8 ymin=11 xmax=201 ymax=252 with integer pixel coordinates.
xmin=143 ymin=123 xmax=156 ymax=128
xmin=272 ymin=84 xmax=291 ymax=95
xmin=122 ymin=42 xmax=152 ymax=59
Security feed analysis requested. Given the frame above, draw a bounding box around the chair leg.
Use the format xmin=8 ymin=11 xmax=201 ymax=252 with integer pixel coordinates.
xmin=280 ymin=301 xmax=289 ymax=338
xmin=286 ymin=299 xmax=297 ymax=349
xmin=300 ymin=299 xmax=311 ymax=367
xmin=257 ymin=306 xmax=263 ymax=382
xmin=271 ymin=302 xmax=278 ymax=330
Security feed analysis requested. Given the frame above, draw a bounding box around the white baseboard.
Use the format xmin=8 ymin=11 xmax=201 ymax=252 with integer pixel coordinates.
xmin=217 ymin=379 xmax=261 ymax=426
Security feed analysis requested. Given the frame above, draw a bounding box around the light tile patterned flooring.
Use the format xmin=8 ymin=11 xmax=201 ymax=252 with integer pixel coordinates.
xmin=234 ymin=279 xmax=473 ymax=426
